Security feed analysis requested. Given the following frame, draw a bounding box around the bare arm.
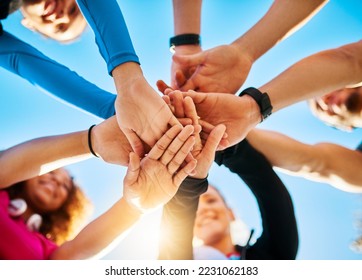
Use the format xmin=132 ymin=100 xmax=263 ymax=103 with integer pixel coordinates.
xmin=247 ymin=129 xmax=362 ymax=193
xmin=173 ymin=0 xmax=327 ymax=93
xmin=260 ymin=40 xmax=362 ymax=112
xmin=232 ymin=0 xmax=328 ymax=63
xmin=0 ymin=131 xmax=91 ymax=189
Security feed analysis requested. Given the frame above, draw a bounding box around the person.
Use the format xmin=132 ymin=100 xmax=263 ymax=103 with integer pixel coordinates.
xmin=20 ymin=0 xmax=88 ymax=42
xmin=0 ymin=117 xmax=198 ymax=259
xmin=309 ymin=86 xmax=362 ymax=132
xmin=170 ymin=0 xmax=328 ymax=93
xmin=158 ymin=94 xmax=298 ymax=260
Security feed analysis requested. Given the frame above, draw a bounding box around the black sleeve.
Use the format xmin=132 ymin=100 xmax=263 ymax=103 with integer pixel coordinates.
xmin=215 ymin=140 xmax=299 ymax=260
xmin=158 ymin=177 xmax=208 ymax=260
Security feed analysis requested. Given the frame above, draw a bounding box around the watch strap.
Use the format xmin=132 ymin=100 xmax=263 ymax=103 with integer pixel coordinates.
xmin=239 ymin=87 xmax=273 ymax=122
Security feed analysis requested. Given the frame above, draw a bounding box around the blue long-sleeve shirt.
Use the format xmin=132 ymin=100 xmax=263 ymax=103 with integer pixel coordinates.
xmin=76 ymin=0 xmax=140 ymax=75
xmin=0 ymin=31 xmax=116 ymax=119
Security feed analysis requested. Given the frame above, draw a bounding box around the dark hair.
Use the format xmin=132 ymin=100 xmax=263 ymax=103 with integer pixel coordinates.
xmin=0 ymin=0 xmax=22 ymax=19
xmin=7 ymin=177 xmax=91 ymax=245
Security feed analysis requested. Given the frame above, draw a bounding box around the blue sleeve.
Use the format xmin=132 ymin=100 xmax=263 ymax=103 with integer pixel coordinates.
xmin=76 ymin=0 xmax=140 ymax=75
xmin=0 ymin=31 xmax=116 ymax=119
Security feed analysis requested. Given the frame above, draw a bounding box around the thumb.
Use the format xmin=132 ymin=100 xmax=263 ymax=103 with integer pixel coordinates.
xmin=202 ymin=124 xmax=226 ymax=159
xmin=173 ymin=52 xmax=206 ymax=68
xmin=123 ymin=152 xmax=141 ymax=187
xmin=123 ymin=128 xmax=145 ymax=157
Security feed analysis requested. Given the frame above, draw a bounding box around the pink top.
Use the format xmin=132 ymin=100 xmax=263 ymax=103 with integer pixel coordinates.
xmin=0 ymin=191 xmax=58 ymax=260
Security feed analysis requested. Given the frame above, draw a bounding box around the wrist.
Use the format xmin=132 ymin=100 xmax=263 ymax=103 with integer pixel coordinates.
xmin=172 ymin=44 xmax=202 ymax=55
xmin=112 ymin=62 xmax=144 ymax=93
xmin=119 ymin=197 xmax=143 ymax=218
xmin=239 ymin=87 xmax=273 ymax=123
xmin=231 ymin=39 xmax=258 ymax=64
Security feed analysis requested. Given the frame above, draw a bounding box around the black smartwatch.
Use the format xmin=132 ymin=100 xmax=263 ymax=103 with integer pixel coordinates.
xmin=239 ymin=87 xmax=273 ymax=122
xmin=169 ymin=33 xmax=200 ymax=53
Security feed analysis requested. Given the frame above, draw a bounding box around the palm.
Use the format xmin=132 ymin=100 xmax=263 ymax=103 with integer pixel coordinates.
xmin=124 ymin=158 xmax=178 ymax=210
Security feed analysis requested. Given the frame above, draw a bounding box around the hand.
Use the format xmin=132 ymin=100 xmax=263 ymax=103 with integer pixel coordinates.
xmin=174 ymin=90 xmax=261 ymax=148
xmin=171 ymin=45 xmax=202 ymax=89
xmin=112 ymin=63 xmax=180 ymax=157
xmin=157 ymin=80 xmax=229 ymax=149
xmin=123 ymin=125 xmax=197 ymax=213
xmin=167 ymin=93 xmax=226 ymax=178
xmin=91 ymin=116 xmax=132 ymax=166
xmin=172 ymin=44 xmax=253 ymax=94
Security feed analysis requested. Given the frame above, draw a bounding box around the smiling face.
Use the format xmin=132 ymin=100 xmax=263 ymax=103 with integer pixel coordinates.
xmin=21 ymin=0 xmax=87 ymax=42
xmin=23 ymin=168 xmax=73 ymax=214
xmin=194 ymin=186 xmax=235 ymax=246
xmin=309 ymin=86 xmax=362 ymax=131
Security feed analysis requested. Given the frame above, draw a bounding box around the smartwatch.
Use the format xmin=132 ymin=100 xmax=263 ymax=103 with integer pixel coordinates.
xmin=169 ymin=34 xmax=200 ymax=53
xmin=239 ymin=87 xmax=273 ymax=122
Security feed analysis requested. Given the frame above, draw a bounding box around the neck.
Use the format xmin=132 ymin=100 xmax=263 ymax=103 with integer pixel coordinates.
xmin=209 ymin=234 xmax=236 ymax=256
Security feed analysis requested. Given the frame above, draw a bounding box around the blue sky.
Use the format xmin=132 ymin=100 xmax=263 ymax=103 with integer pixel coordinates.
xmin=1 ymin=0 xmax=362 ymax=260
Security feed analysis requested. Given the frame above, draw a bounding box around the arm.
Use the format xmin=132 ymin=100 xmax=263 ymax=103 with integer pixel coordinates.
xmin=76 ymin=0 xmax=179 ymax=156
xmin=170 ymin=0 xmax=202 ymax=88
xmin=247 ymin=129 xmax=362 ymax=193
xmin=158 ymin=95 xmax=226 ymax=260
xmin=173 ymin=0 xmax=327 ymax=93
xmin=51 ymin=125 xmax=197 ymax=259
xmin=215 ymin=140 xmax=298 ymax=260
xmin=179 ymin=40 xmax=362 ymax=146
xmin=260 ymin=40 xmax=362 ymax=112
xmin=0 ymin=116 xmax=132 ymax=188
xmin=0 ymin=31 xmax=116 ymax=119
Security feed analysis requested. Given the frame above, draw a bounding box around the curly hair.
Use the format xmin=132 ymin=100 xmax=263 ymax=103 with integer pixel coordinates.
xmin=7 ymin=176 xmax=91 ymax=245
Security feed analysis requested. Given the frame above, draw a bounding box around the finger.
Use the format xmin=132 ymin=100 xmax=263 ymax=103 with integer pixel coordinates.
xmin=162 ymin=95 xmax=175 ymax=114
xmin=147 ymin=125 xmax=183 ymax=160
xmin=182 ymin=90 xmax=207 ymax=104
xmin=167 ymin=136 xmax=195 ymax=174
xmin=173 ymin=159 xmax=197 ymax=187
xmin=199 ymin=119 xmax=228 ymax=139
xmin=175 ymin=70 xmax=187 ymax=89
xmin=168 ymin=114 xmax=181 ymax=127
xmin=177 ymin=118 xmax=193 ymax=126
xmin=123 ymin=129 xmax=145 ymax=157
xmin=216 ymin=138 xmax=230 ymax=151
xmin=201 ymin=124 xmax=226 ymax=160
xmin=160 ymin=125 xmax=195 ymax=165
xmin=173 ymin=52 xmax=205 ymax=69
xmin=169 ymin=91 xmax=185 ymax=118
xmin=123 ymin=152 xmax=141 ymax=187
xmin=183 ymin=96 xmax=199 ymax=125
xmin=156 ymin=80 xmax=172 ymax=94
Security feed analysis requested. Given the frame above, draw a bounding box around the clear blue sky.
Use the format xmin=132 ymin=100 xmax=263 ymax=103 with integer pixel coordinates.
xmin=1 ymin=0 xmax=362 ymax=260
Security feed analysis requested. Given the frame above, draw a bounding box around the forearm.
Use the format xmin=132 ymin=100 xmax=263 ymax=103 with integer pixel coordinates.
xmin=0 ymin=32 xmax=116 ymax=119
xmin=248 ymin=130 xmax=362 ymax=193
xmin=173 ymin=0 xmax=201 ymax=35
xmin=247 ymin=129 xmax=319 ymax=174
xmin=232 ymin=0 xmax=327 ymax=62
xmin=215 ymin=140 xmax=298 ymax=259
xmin=76 ymin=0 xmax=139 ymax=75
xmin=159 ymin=177 xmax=208 ymax=260
xmin=259 ymin=40 xmax=362 ymax=112
xmin=0 ymin=131 xmax=91 ymax=188
xmin=50 ymin=198 xmax=141 ymax=259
